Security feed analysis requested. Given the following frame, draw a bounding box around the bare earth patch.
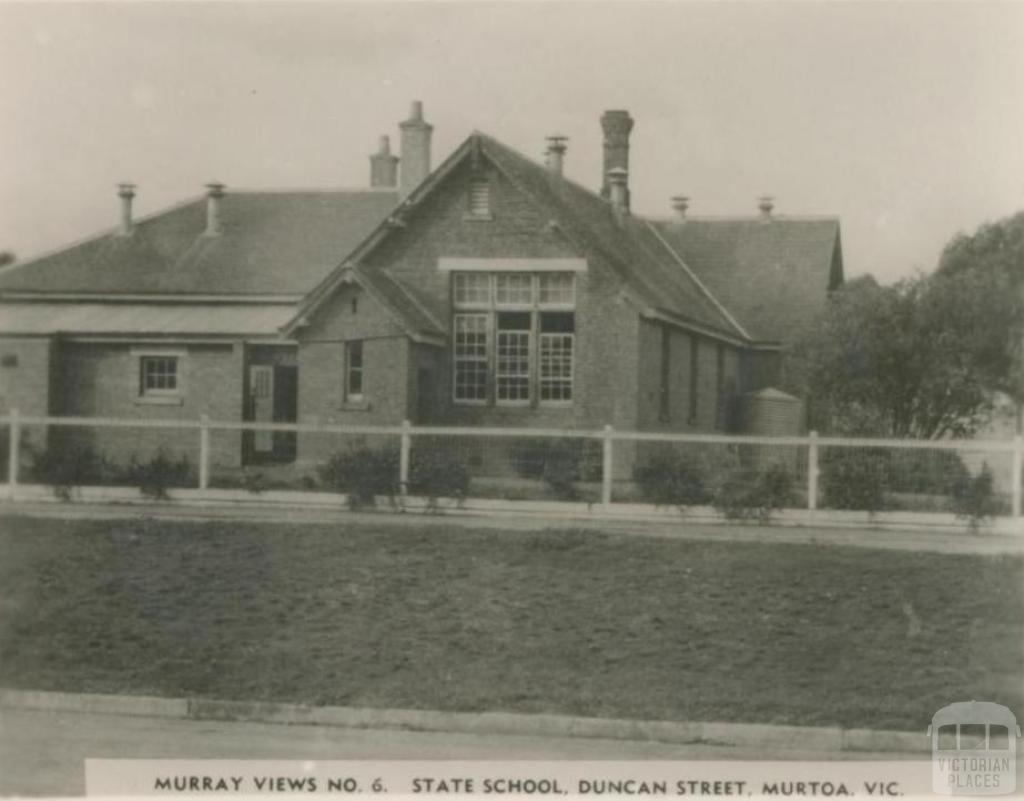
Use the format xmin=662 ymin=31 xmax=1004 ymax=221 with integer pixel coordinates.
xmin=0 ymin=514 xmax=1020 ymax=731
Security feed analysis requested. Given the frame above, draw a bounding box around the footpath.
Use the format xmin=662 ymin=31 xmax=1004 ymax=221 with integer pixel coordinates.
xmin=2 ymin=499 xmax=1022 ymax=555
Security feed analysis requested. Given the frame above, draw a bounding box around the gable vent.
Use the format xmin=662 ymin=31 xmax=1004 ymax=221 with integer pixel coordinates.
xmin=468 ymin=179 xmax=491 ymax=217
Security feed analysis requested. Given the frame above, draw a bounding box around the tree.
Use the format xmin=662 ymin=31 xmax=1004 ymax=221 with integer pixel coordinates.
xmin=0 ymin=251 xmax=14 ymax=268
xmin=935 ymin=211 xmax=1024 ymax=407
xmin=786 ymin=270 xmax=1012 ymax=439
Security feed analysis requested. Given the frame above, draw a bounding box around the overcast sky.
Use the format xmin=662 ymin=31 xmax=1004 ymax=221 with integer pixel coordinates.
xmin=1 ymin=2 xmax=1022 ymax=283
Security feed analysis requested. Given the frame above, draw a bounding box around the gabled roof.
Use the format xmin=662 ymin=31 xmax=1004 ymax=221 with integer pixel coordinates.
xmin=289 ymin=132 xmax=751 ymax=344
xmin=649 ymin=217 xmax=843 ymax=344
xmin=306 ymin=265 xmax=445 ymax=345
xmin=0 ymin=190 xmax=399 ymax=297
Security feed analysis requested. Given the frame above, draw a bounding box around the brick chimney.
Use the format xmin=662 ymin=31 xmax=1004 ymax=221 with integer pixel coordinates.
xmin=204 ymin=183 xmax=225 ymax=236
xmin=600 ymin=110 xmax=634 ymax=206
xmin=399 ymin=101 xmax=433 ymax=198
xmin=758 ymin=195 xmax=775 ymax=220
xmin=545 ymin=136 xmax=568 ymax=177
xmin=117 ymin=183 xmax=136 ymax=236
xmin=369 ymin=135 xmax=399 ymax=188
xmin=671 ymin=195 xmax=689 ymax=221
xmin=608 ymin=168 xmax=629 ymax=222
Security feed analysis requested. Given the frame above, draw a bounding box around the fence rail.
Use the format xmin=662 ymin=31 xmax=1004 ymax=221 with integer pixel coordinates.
xmin=3 ymin=409 xmax=1022 ymax=520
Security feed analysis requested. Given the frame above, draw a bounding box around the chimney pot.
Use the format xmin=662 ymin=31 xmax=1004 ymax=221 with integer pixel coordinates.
xmin=116 ymin=183 xmax=136 ymax=236
xmin=600 ymin=110 xmax=634 ymax=202
xmin=758 ymin=195 xmax=775 ymax=220
xmin=671 ymin=195 xmax=690 ymax=220
xmin=369 ymin=134 xmax=399 ymax=188
xmin=399 ymin=100 xmax=433 ymax=198
xmin=205 ymin=182 xmax=226 ymax=236
xmin=608 ymin=167 xmax=629 ymax=220
xmin=544 ymin=135 xmax=568 ymax=177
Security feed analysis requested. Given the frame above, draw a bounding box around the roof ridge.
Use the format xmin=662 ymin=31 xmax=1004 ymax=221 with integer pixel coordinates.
xmin=3 ymin=194 xmax=205 ymax=274
xmin=473 ymin=131 xmax=610 ymax=206
xmin=645 ymin=214 xmax=839 ymax=223
xmin=224 ymin=187 xmax=399 ymax=196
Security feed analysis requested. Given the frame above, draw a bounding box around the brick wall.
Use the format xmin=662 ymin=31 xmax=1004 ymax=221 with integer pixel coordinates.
xmin=51 ymin=340 xmax=243 ymax=471
xmin=356 ymin=160 xmax=643 ymax=434
xmin=0 ymin=336 xmax=54 ymax=452
xmin=296 ymin=283 xmax=411 ymax=464
xmin=635 ymin=319 xmax=743 ymax=433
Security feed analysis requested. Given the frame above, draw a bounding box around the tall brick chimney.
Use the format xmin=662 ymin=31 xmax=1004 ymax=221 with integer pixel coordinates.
xmin=117 ymin=183 xmax=136 ymax=236
xmin=399 ymin=101 xmax=433 ymax=198
xmin=204 ymin=183 xmax=225 ymax=236
xmin=600 ymin=110 xmax=634 ymax=206
xmin=369 ymin=135 xmax=399 ymax=188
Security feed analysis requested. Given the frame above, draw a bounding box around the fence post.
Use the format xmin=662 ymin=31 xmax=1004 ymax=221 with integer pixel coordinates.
xmin=198 ymin=414 xmax=210 ymax=491
xmin=7 ymin=408 xmax=19 ymax=494
xmin=601 ymin=424 xmax=614 ymax=507
xmin=807 ymin=430 xmax=818 ymax=512
xmin=399 ymin=419 xmax=412 ymax=497
xmin=1012 ymin=435 xmax=1022 ymax=521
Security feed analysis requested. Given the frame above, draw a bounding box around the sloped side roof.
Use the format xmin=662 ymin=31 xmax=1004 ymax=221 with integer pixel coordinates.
xmin=475 ymin=135 xmax=749 ymax=342
xmin=346 ymin=266 xmax=446 ymax=341
xmin=650 ymin=218 xmax=843 ymax=344
xmin=0 ymin=302 xmax=294 ymax=336
xmin=0 ymin=191 xmax=399 ymax=296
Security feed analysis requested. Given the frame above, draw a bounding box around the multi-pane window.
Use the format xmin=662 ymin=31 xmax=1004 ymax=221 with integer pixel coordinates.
xmin=496 ymin=312 xmax=531 ymax=402
xmin=453 ymin=314 xmax=489 ymax=402
xmin=452 ymin=272 xmax=575 ymax=404
xmin=495 ymin=274 xmax=533 ymax=306
xmin=345 ymin=340 xmax=363 ymax=400
xmin=539 ymin=312 xmax=574 ymax=402
xmin=538 ymin=273 xmax=575 ymax=305
xmin=140 ymin=356 xmax=179 ymax=396
xmin=453 ymin=272 xmax=491 ymax=306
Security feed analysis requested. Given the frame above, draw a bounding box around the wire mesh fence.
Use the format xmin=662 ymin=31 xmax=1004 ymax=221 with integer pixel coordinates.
xmin=817 ymin=443 xmax=1014 ymax=515
xmin=2 ymin=410 xmax=1021 ymax=522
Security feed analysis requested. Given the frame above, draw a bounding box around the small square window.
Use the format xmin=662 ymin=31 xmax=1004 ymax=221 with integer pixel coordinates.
xmin=140 ymin=356 xmax=179 ymax=396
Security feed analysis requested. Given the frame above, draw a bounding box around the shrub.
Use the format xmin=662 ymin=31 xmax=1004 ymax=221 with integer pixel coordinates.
xmin=714 ymin=462 xmax=795 ymax=524
xmin=821 ymin=448 xmax=888 ymax=512
xmin=950 ymin=462 xmax=998 ymax=533
xmin=408 ymin=447 xmax=471 ymax=503
xmin=31 ymin=441 xmax=107 ymax=501
xmin=633 ymin=450 xmax=710 ymax=508
xmin=511 ymin=438 xmax=592 ymax=501
xmin=318 ymin=446 xmax=399 ymax=508
xmin=122 ymin=451 xmax=192 ymax=500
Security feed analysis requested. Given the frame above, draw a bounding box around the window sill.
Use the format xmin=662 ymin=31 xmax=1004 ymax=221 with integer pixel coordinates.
xmin=136 ymin=395 xmax=184 ymax=406
xmin=462 ymin=213 xmax=494 ymax=222
xmin=339 ymin=399 xmax=371 ymax=412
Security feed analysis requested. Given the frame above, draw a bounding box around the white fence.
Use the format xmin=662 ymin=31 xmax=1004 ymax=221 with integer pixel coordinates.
xmin=2 ymin=409 xmax=1022 ymax=523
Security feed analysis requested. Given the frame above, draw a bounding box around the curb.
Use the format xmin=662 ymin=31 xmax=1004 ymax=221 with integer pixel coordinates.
xmin=0 ymin=688 xmax=929 ymax=754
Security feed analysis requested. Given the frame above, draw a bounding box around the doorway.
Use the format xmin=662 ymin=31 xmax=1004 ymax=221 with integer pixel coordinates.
xmin=243 ymin=347 xmax=298 ymax=465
